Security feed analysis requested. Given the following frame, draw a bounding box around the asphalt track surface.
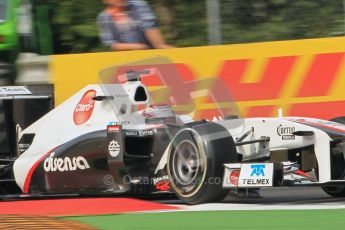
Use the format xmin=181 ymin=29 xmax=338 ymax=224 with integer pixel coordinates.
xmin=1 ymin=187 xmax=344 ymax=213
xmin=161 ymin=187 xmax=345 ymax=210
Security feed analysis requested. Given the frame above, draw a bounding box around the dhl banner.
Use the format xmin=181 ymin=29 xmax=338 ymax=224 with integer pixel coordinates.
xmin=51 ymin=36 xmax=345 ymax=120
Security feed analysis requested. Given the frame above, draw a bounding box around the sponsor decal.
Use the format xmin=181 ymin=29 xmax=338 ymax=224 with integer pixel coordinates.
xmin=223 ymin=163 xmax=274 ymax=188
xmin=73 ymin=90 xmax=96 ymax=125
xmin=277 ymin=125 xmax=295 ymax=140
xmin=153 ymin=176 xmax=170 ymax=191
xmin=107 ymin=125 xmax=120 ymax=133
xmin=232 ymin=164 xmax=270 ymax=185
xmin=108 ymin=140 xmax=121 ymax=157
xmin=124 ymin=130 xmax=154 ymax=137
xmin=124 ymin=131 xmax=139 ymax=136
xmin=153 ymin=175 xmax=169 ymax=184
xmin=229 ymin=170 xmax=240 ymax=185
xmin=250 ymin=164 xmax=265 ymax=176
xmin=155 ymin=180 xmax=170 ymax=191
xmin=43 ymin=152 xmax=90 ymax=172
xmin=239 ymin=163 xmax=273 ymax=187
xmin=242 ymin=178 xmax=270 ymax=185
xmin=139 ymin=130 xmax=154 ymax=136
xmin=108 ymin=121 xmax=130 ymax=126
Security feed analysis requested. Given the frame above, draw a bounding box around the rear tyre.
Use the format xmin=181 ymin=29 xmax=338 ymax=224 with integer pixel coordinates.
xmin=167 ymin=123 xmax=237 ymax=204
xmin=322 ymin=116 xmax=345 ymax=197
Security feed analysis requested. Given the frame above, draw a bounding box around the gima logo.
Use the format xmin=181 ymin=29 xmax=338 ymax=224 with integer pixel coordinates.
xmin=73 ymin=90 xmax=96 ymax=125
xmin=250 ymin=164 xmax=265 ymax=176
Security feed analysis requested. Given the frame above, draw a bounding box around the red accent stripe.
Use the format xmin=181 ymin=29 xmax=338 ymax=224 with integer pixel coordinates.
xmin=297 ymin=120 xmax=345 ymax=134
xmin=295 ymin=170 xmax=312 ymax=178
xmin=23 ymin=147 xmax=57 ymax=193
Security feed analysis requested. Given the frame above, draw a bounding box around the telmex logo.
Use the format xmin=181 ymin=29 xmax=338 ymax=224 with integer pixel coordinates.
xmin=73 ymin=90 xmax=96 ymax=125
xmin=43 ymin=152 xmax=90 ymax=172
xmin=250 ymin=164 xmax=265 ymax=176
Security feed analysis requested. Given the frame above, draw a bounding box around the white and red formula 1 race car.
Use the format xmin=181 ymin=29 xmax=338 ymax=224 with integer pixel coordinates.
xmin=1 ymin=67 xmax=345 ymax=204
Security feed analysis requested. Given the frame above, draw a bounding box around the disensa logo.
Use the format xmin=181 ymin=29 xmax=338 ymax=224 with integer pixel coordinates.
xmin=43 ymin=152 xmax=90 ymax=172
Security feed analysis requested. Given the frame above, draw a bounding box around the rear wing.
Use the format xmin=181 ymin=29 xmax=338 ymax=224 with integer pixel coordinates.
xmin=0 ymin=85 xmax=54 ymax=160
xmin=0 ymin=86 xmax=51 ymax=100
xmin=0 ymin=86 xmax=33 ymax=96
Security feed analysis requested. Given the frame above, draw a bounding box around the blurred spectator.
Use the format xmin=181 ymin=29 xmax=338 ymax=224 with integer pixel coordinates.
xmin=97 ymin=0 xmax=172 ymax=51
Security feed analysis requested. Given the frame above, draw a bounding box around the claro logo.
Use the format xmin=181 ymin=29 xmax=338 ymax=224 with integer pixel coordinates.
xmin=73 ymin=90 xmax=96 ymax=125
xmin=44 ymin=152 xmax=90 ymax=172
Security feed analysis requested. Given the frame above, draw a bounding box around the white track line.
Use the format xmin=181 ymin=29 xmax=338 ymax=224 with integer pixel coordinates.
xmin=175 ymin=202 xmax=345 ymax=211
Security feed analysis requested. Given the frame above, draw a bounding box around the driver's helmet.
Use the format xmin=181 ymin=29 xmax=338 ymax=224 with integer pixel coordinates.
xmin=142 ymin=104 xmax=176 ymax=124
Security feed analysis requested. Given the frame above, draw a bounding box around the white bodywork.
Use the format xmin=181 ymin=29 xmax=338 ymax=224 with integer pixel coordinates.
xmin=12 ymin=82 xmax=345 ymax=192
xmin=14 ymin=85 xmax=110 ymax=191
xmin=218 ymin=118 xmax=337 ymax=183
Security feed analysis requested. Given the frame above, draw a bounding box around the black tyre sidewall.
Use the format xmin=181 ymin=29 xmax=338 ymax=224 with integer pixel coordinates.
xmin=322 ymin=116 xmax=345 ymax=197
xmin=168 ymin=123 xmax=237 ymax=204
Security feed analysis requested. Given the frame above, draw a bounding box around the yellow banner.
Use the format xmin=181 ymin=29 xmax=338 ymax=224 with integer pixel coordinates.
xmin=51 ymin=36 xmax=345 ymax=120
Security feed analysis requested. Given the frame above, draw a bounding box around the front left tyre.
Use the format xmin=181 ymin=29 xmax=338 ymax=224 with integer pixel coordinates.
xmin=167 ymin=122 xmax=237 ymax=204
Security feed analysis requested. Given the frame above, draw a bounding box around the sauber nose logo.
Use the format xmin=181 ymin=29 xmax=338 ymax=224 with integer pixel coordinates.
xmin=73 ymin=90 xmax=96 ymax=125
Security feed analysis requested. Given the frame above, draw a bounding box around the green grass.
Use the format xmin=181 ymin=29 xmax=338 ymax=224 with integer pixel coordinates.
xmin=63 ymin=209 xmax=345 ymax=230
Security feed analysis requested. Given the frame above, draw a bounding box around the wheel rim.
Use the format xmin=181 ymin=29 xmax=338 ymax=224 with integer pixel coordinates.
xmin=168 ymin=131 xmax=207 ymax=198
xmin=172 ymin=140 xmax=200 ymax=187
